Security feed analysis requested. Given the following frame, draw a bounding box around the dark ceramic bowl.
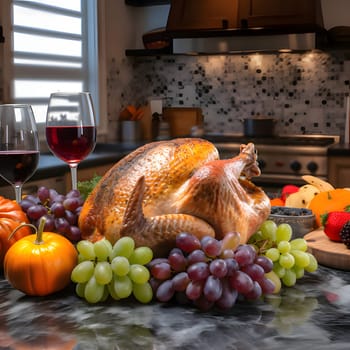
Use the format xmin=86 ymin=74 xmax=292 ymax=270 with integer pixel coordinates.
xmin=269 ymin=206 xmax=316 ymax=238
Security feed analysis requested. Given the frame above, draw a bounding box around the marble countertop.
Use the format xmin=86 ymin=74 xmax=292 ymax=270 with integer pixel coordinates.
xmin=0 ymin=265 xmax=350 ymax=350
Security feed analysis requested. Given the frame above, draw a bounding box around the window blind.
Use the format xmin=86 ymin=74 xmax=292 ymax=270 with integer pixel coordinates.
xmin=11 ymin=0 xmax=98 ymax=124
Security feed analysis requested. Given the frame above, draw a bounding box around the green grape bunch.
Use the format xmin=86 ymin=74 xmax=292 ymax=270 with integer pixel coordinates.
xmin=71 ymin=236 xmax=154 ymax=304
xmin=248 ymin=220 xmax=318 ymax=287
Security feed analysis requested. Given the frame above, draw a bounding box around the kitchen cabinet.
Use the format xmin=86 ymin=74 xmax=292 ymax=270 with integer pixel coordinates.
xmin=0 ymin=176 xmax=66 ymax=199
xmin=328 ymin=156 xmax=350 ymax=188
xmin=124 ymin=0 xmax=348 ymax=56
xmin=238 ymin=0 xmax=324 ymax=30
xmin=0 ymin=165 xmax=112 ymax=199
xmin=65 ymin=163 xmax=114 ymax=190
xmin=166 ymin=0 xmax=323 ymax=34
xmin=166 ymin=0 xmax=239 ymax=31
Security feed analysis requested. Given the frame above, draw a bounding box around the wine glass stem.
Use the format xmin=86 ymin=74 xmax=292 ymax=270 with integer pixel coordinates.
xmin=70 ymin=164 xmax=78 ymax=190
xmin=14 ymin=185 xmax=22 ymax=203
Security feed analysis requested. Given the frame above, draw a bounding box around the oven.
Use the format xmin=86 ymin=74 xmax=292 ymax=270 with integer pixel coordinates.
xmin=203 ymin=134 xmax=340 ymax=197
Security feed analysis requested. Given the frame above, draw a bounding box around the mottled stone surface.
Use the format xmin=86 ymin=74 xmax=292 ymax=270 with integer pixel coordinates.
xmin=1 ymin=265 xmax=350 ymax=349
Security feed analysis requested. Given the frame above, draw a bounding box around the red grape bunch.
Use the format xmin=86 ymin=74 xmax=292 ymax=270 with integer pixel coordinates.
xmin=148 ymin=232 xmax=276 ymax=311
xmin=20 ymin=186 xmax=84 ymax=242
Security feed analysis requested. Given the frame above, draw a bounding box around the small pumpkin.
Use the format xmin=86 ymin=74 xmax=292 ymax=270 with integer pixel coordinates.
xmin=0 ymin=195 xmax=31 ymax=267
xmin=308 ymin=188 xmax=350 ymax=227
xmin=4 ymin=219 xmax=78 ymax=296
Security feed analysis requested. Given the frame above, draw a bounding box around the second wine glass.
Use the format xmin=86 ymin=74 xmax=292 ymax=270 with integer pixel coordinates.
xmin=0 ymin=104 xmax=39 ymax=202
xmin=46 ymin=92 xmax=96 ymax=190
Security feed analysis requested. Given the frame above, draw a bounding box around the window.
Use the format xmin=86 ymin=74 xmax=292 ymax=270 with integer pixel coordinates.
xmin=10 ymin=0 xmax=99 ymax=125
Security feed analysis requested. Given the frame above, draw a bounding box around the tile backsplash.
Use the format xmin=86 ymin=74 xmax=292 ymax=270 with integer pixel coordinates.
xmin=107 ymin=51 xmax=350 ymax=141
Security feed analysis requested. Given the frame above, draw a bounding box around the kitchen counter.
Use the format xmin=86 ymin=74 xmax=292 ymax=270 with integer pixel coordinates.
xmin=34 ymin=142 xmax=144 ymax=180
xmin=0 ymin=142 xmax=144 ymax=190
xmin=328 ymin=143 xmax=350 ymax=156
xmin=0 ymin=265 xmax=350 ymax=349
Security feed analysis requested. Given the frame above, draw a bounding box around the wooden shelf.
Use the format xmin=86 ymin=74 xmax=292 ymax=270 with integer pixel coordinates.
xmin=125 ymin=47 xmax=173 ymax=56
xmin=125 ymin=0 xmax=170 ymax=6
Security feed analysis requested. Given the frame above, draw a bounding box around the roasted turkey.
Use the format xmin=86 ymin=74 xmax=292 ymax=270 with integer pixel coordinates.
xmin=79 ymin=138 xmax=271 ymax=256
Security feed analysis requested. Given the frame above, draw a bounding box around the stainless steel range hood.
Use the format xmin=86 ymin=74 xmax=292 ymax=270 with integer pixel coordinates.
xmin=165 ymin=0 xmax=325 ymax=54
xmin=172 ymin=33 xmax=317 ymax=54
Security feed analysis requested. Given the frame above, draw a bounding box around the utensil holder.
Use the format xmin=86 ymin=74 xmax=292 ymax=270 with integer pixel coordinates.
xmin=118 ymin=120 xmax=142 ymax=143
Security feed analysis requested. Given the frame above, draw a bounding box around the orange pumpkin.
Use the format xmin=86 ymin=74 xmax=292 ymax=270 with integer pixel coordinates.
xmin=4 ymin=220 xmax=78 ymax=296
xmin=308 ymin=189 xmax=350 ymax=227
xmin=0 ymin=196 xmax=31 ymax=267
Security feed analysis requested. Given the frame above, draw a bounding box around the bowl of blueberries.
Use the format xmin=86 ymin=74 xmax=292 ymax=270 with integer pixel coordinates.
xmin=269 ymin=206 xmax=316 ymax=238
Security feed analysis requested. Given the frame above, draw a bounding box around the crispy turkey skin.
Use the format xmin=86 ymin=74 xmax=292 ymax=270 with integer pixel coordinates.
xmin=78 ymin=138 xmax=270 ymax=256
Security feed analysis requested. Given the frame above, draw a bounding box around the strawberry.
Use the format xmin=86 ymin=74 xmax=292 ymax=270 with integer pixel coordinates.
xmin=322 ymin=211 xmax=350 ymax=242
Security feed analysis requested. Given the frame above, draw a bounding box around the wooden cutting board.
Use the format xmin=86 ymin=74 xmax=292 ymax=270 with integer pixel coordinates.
xmin=305 ymin=229 xmax=350 ymax=270
xmin=163 ymin=107 xmax=203 ymax=137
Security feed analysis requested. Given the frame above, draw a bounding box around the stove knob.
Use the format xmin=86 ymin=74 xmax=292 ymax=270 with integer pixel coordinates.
xmin=290 ymin=160 xmax=302 ymax=172
xmin=307 ymin=161 xmax=318 ymax=173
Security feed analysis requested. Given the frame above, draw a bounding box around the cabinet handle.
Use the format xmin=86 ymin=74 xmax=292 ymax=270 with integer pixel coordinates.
xmin=240 ymin=19 xmax=248 ymax=29
xmin=221 ymin=19 xmax=229 ymax=29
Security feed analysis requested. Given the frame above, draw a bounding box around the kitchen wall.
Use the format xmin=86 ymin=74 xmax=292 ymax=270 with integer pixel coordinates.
xmin=91 ymin=1 xmax=350 ymax=142
xmin=111 ymin=51 xmax=350 ymax=138
xmin=1 ymin=1 xmax=349 ymax=141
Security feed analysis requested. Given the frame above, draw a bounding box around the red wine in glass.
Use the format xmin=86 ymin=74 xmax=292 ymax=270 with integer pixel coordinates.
xmin=46 ymin=92 xmax=96 ymax=190
xmin=0 ymin=104 xmax=39 ymax=202
xmin=46 ymin=125 xmax=96 ymax=164
xmin=0 ymin=150 xmax=39 ymax=184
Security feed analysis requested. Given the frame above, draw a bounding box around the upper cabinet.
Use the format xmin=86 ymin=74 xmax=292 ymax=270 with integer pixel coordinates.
xmin=166 ymin=0 xmax=324 ymax=35
xmin=238 ymin=0 xmax=324 ymax=31
xmin=166 ymin=0 xmax=239 ymax=31
xmin=125 ymin=0 xmax=350 ymax=55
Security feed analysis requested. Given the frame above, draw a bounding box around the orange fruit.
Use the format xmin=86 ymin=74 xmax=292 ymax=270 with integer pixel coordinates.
xmin=270 ymin=197 xmax=285 ymax=207
xmin=308 ymin=189 xmax=350 ymax=227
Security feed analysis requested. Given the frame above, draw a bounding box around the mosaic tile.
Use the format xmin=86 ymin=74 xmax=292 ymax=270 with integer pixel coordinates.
xmin=108 ymin=51 xmax=350 ymax=139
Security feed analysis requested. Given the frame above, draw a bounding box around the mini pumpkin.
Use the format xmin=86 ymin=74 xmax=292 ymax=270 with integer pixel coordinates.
xmin=0 ymin=196 xmax=31 ymax=267
xmin=4 ymin=219 xmax=78 ymax=296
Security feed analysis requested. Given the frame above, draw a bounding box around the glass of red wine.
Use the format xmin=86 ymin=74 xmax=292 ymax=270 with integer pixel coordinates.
xmin=0 ymin=104 xmax=40 ymax=202
xmin=46 ymin=92 xmax=96 ymax=191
